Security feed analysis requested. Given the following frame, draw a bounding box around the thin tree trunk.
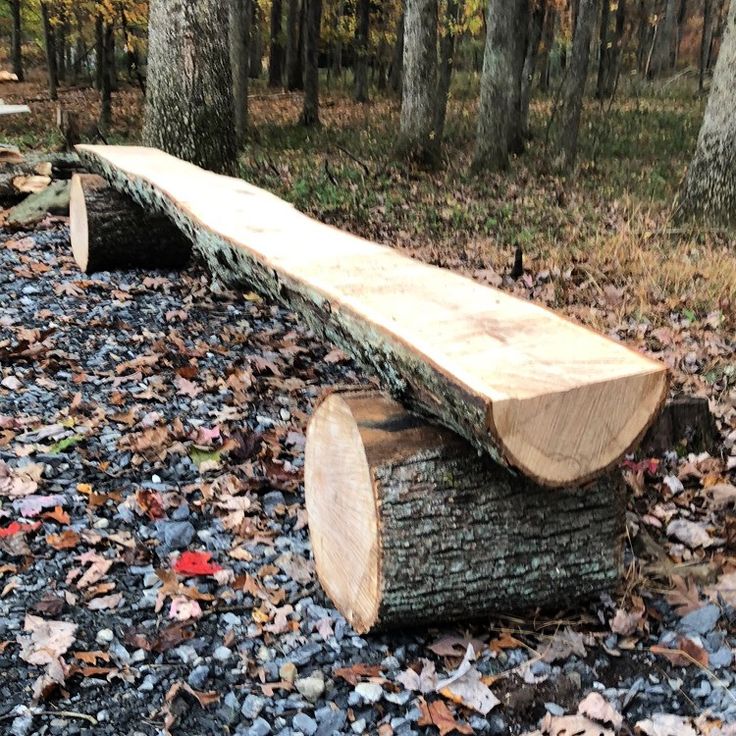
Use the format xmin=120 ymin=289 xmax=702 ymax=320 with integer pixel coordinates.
xmin=99 ymin=22 xmax=114 ymax=133
xmin=10 ymin=0 xmax=24 ymax=82
xmin=606 ymin=0 xmax=626 ymax=96
xmin=250 ymin=0 xmax=262 ymax=78
xmin=73 ymin=7 xmax=85 ymax=83
xmin=434 ymin=0 xmax=460 ymax=141
xmin=649 ymin=0 xmax=677 ymax=75
xmin=333 ymin=0 xmax=345 ymax=76
xmin=285 ymin=0 xmax=301 ymax=89
xmin=300 ymin=0 xmax=322 ymax=125
xmin=550 ymin=0 xmax=597 ymax=173
xmin=636 ymin=0 xmax=649 ymax=71
xmin=675 ymin=0 xmax=687 ymax=64
xmin=698 ymin=0 xmax=713 ymax=91
xmin=230 ymin=0 xmax=250 ymax=145
xmin=521 ymin=0 xmax=547 ymax=137
xmin=143 ymin=0 xmax=237 ymax=175
xmin=507 ymin=0 xmax=530 ymax=154
xmin=57 ymin=14 xmax=67 ymax=82
xmin=269 ymin=0 xmax=284 ymax=86
xmin=354 ymin=0 xmax=370 ymax=102
xmin=596 ymin=0 xmax=611 ymax=98
xmin=538 ymin=5 xmax=555 ymax=91
xmin=95 ymin=15 xmax=104 ymax=90
xmin=389 ymin=5 xmax=405 ymax=95
xmin=473 ymin=0 xmax=525 ymax=170
xmin=40 ymin=2 xmax=58 ymax=102
xmin=397 ymin=0 xmax=439 ymax=165
xmin=675 ymin=0 xmax=736 ymax=226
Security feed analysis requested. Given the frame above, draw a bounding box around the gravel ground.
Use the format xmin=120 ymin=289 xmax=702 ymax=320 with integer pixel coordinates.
xmin=1 ymin=222 xmax=735 ymax=736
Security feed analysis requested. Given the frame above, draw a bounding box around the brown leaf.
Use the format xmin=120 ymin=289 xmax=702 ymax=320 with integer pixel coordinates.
xmin=47 ymin=529 xmax=80 ymax=550
xmin=651 ymin=636 xmax=708 ymax=667
xmin=334 ymin=663 xmax=383 ymax=686
xmin=417 ymin=699 xmax=473 ymax=736
xmin=18 ymin=615 xmax=77 ymax=665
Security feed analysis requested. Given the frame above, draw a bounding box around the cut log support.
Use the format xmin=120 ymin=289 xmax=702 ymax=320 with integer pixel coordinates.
xmin=75 ymin=144 xmax=668 ymax=487
xmin=305 ymin=389 xmax=626 ymax=633
xmin=69 ymin=174 xmax=192 ymax=274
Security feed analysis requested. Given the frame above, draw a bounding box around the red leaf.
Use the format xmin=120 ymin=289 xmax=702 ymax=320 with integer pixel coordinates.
xmin=173 ymin=551 xmax=223 ymax=576
xmin=0 ymin=521 xmax=40 ymax=537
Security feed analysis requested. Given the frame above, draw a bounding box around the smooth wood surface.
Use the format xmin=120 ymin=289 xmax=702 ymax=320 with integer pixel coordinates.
xmin=0 ymin=104 xmax=30 ymax=115
xmin=76 ymin=144 xmax=668 ymax=486
xmin=305 ymin=389 xmax=626 ymax=632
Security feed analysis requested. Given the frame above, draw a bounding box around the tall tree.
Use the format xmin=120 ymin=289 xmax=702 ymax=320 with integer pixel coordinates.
xmin=40 ymin=2 xmax=58 ymax=101
xmin=144 ymin=0 xmax=237 ymax=174
xmin=388 ymin=4 xmax=405 ymax=94
xmin=549 ymin=0 xmax=597 ymax=172
xmin=300 ymin=0 xmax=322 ymax=125
xmin=606 ymin=0 xmax=627 ymax=96
xmin=285 ymin=0 xmax=302 ymax=89
xmin=9 ymin=0 xmax=23 ymax=81
xmin=520 ymin=0 xmax=547 ymax=137
xmin=699 ymin=0 xmax=714 ymax=91
xmin=675 ymin=0 xmax=736 ymax=226
xmin=99 ymin=20 xmax=114 ymax=133
xmin=354 ymin=0 xmax=370 ymax=102
xmin=538 ymin=4 xmax=556 ymax=91
xmin=398 ymin=0 xmax=439 ymax=165
xmin=250 ymin=0 xmax=263 ymax=77
xmin=649 ymin=0 xmax=677 ymax=75
xmin=269 ymin=0 xmax=284 ymax=86
xmin=507 ymin=0 xmax=530 ymax=154
xmin=435 ymin=0 xmax=460 ymax=142
xmin=95 ymin=14 xmax=104 ymax=90
xmin=473 ymin=0 xmax=527 ymax=171
xmin=596 ymin=0 xmax=611 ymax=99
xmin=230 ymin=0 xmax=251 ymax=145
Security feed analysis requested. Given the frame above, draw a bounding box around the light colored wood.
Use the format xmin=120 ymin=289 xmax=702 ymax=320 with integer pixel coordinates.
xmin=12 ymin=175 xmax=50 ymax=193
xmin=0 ymin=71 xmax=19 ymax=82
xmin=0 ymin=147 xmax=24 ymax=165
xmin=305 ymin=389 xmax=625 ymax=632
xmin=0 ymin=104 xmax=30 ymax=115
xmin=76 ymin=144 xmax=668 ymax=487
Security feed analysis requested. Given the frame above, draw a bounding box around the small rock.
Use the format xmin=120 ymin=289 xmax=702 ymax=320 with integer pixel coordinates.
xmin=350 ymin=719 xmax=366 ymax=734
xmin=214 ymin=645 xmax=232 ymax=662
xmin=188 ymin=665 xmax=211 ymax=690
xmin=96 ymin=628 xmax=114 ymax=645
xmin=354 ymin=682 xmax=382 ymax=704
xmin=545 ymin=703 xmax=565 ymax=716
xmin=242 ymin=694 xmax=267 ymax=720
xmin=709 ymin=647 xmax=733 ymax=670
xmin=157 ymin=520 xmax=196 ymax=551
xmin=296 ymin=674 xmax=325 ymax=703
xmin=292 ymin=713 xmax=318 ymax=736
xmin=248 ymin=717 xmax=272 ymax=736
xmin=280 ymin=661 xmax=298 ymax=683
xmin=679 ymin=604 xmax=720 ymax=635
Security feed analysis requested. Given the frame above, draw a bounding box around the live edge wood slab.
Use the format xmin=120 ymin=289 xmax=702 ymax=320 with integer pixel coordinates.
xmin=76 ymin=144 xmax=668 ymax=487
xmin=305 ymin=389 xmax=626 ymax=633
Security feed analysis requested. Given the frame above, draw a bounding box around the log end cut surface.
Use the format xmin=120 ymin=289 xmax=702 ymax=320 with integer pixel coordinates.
xmin=69 ymin=173 xmax=94 ymax=272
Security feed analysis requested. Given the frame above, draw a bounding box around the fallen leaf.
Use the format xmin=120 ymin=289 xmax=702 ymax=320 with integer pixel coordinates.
xmin=436 ymin=646 xmax=499 ymax=715
xmin=635 ymin=713 xmax=697 ymax=736
xmin=577 ymin=692 xmax=623 ymax=730
xmin=47 ymin=529 xmax=81 ymax=550
xmin=397 ymin=659 xmax=437 ymax=693
xmin=18 ymin=615 xmax=77 ymax=665
xmin=539 ymin=712 xmax=614 ymax=736
xmin=706 ymin=571 xmax=736 ymax=606
xmin=173 ymin=550 xmax=223 ymax=576
xmin=666 ymin=519 xmax=715 ymax=549
xmin=334 ymin=663 xmax=383 ymax=686
xmin=169 ymin=596 xmax=203 ymax=621
xmin=417 ymin=698 xmax=473 ymax=736
xmin=87 ymin=593 xmax=123 ymax=611
xmin=541 ymin=628 xmax=586 ymax=663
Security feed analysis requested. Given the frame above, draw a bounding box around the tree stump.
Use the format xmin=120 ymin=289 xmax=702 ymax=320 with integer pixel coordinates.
xmin=69 ymin=174 xmax=191 ymax=274
xmin=305 ymin=389 xmax=626 ymax=633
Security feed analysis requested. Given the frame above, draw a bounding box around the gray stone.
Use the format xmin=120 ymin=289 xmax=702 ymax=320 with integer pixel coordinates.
xmin=248 ymin=718 xmax=272 ymax=736
xmin=96 ymin=628 xmax=114 ymax=644
xmin=242 ymin=694 xmax=267 ymax=720
xmin=188 ymin=665 xmax=211 ymax=690
xmin=350 ymin=719 xmax=366 ymax=734
xmin=314 ymin=705 xmax=346 ymax=736
xmin=679 ymin=604 xmax=720 ymax=635
xmin=292 ymin=713 xmax=318 ymax=736
xmin=156 ymin=520 xmax=195 ymax=551
xmin=296 ymin=675 xmax=325 ymax=703
xmin=354 ymin=682 xmax=382 ymax=704
xmin=710 ymin=647 xmax=733 ymax=670
xmin=291 ymin=642 xmax=322 ymax=666
xmin=214 ymin=645 xmax=233 ymax=662
xmin=545 ymin=703 xmax=565 ymax=716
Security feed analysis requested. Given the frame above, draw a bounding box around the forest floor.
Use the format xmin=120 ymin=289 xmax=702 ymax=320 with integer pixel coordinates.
xmin=1 ymin=71 xmax=736 ymax=736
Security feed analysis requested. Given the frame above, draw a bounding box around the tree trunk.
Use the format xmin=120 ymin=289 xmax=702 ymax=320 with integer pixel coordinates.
xmin=636 ymin=0 xmax=649 ymax=71
xmin=143 ymin=0 xmax=237 ymax=175
xmin=549 ymin=0 xmax=596 ymax=173
xmin=354 ymin=0 xmax=370 ymax=102
xmin=538 ymin=5 xmax=556 ymax=91
xmin=675 ymin=0 xmax=736 ymax=226
xmin=596 ymin=0 xmax=611 ymax=99
xmin=305 ymin=389 xmax=625 ymax=633
xmin=507 ymin=0 xmax=531 ymax=154
xmin=40 ymin=3 xmax=58 ymax=102
xmin=675 ymin=0 xmax=687 ymax=64
xmin=398 ymin=0 xmax=439 ymax=165
xmin=73 ymin=8 xmax=85 ymax=83
xmin=230 ymin=0 xmax=250 ymax=146
xmin=269 ymin=0 xmax=284 ymax=86
xmin=699 ymin=0 xmax=713 ymax=91
xmin=473 ymin=0 xmax=526 ymax=171
xmin=520 ymin=0 xmax=546 ymax=138
xmin=389 ymin=5 xmax=405 ymax=95
xmin=285 ymin=0 xmax=302 ymax=89
xmin=99 ymin=22 xmax=114 ymax=134
xmin=57 ymin=14 xmax=67 ymax=82
xmin=606 ymin=0 xmax=627 ymax=96
xmin=70 ymin=174 xmax=192 ymax=274
xmin=10 ymin=0 xmax=24 ymax=82
xmin=434 ymin=0 xmax=460 ymax=142
xmin=95 ymin=15 xmax=105 ymax=91
xmin=649 ymin=0 xmax=677 ymax=75
xmin=250 ymin=0 xmax=263 ymax=77
xmin=300 ymin=0 xmax=322 ymax=126
xmin=333 ymin=0 xmax=345 ymax=76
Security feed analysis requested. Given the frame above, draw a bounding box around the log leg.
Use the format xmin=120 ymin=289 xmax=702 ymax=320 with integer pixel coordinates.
xmin=305 ymin=388 xmax=626 ymax=634
xmin=69 ymin=174 xmax=192 ymax=274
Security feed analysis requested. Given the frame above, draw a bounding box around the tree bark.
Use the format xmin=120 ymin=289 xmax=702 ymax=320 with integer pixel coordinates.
xmin=473 ymin=0 xmax=526 ymax=171
xmin=389 ymin=4 xmax=405 ymax=95
xmin=549 ymin=0 xmax=596 ymax=173
xmin=285 ymin=0 xmax=302 ymax=89
xmin=70 ymin=174 xmax=192 ymax=275
xmin=300 ymin=0 xmax=322 ymax=126
xmin=10 ymin=0 xmax=24 ymax=82
xmin=538 ymin=5 xmax=555 ymax=91
xmin=649 ymin=0 xmax=677 ymax=75
xmin=699 ymin=0 xmax=714 ymax=91
xmin=434 ymin=0 xmax=460 ymax=142
xmin=143 ymin=0 xmax=237 ymax=175
xmin=596 ymin=0 xmax=611 ymax=99
xmin=354 ymin=0 xmax=370 ymax=102
xmin=99 ymin=22 xmax=114 ymax=134
xmin=305 ymin=389 xmax=626 ymax=633
xmin=606 ymin=0 xmax=626 ymax=97
xmin=0 ymin=153 xmax=82 ymax=203
xmin=520 ymin=0 xmax=546 ymax=138
xmin=398 ymin=0 xmax=439 ymax=165
xmin=269 ymin=0 xmax=284 ymax=86
xmin=40 ymin=2 xmax=58 ymax=102
xmin=507 ymin=0 xmax=531 ymax=154
xmin=332 ymin=0 xmax=345 ymax=76
xmin=250 ymin=0 xmax=263 ymax=77
xmin=230 ymin=0 xmax=251 ymax=146
xmin=95 ymin=14 xmax=105 ymax=90
xmin=675 ymin=0 xmax=736 ymax=226
xmin=56 ymin=12 xmax=68 ymax=82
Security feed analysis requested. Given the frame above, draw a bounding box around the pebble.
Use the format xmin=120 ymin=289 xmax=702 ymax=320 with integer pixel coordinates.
xmin=350 ymin=718 xmax=366 ymax=734
xmin=679 ymin=604 xmax=720 ymax=635
xmin=242 ymin=694 xmax=267 ymax=719
xmin=709 ymin=647 xmax=734 ymax=669
xmin=292 ymin=713 xmax=318 ymax=736
xmin=214 ymin=645 xmax=233 ymax=662
xmin=188 ymin=665 xmax=211 ymax=689
xmin=96 ymin=628 xmax=114 ymax=644
xmin=157 ymin=520 xmax=196 ymax=550
xmin=296 ymin=674 xmax=325 ymax=703
xmin=280 ymin=661 xmax=298 ymax=683
xmin=248 ymin=717 xmax=272 ymax=736
xmin=354 ymin=682 xmax=382 ymax=704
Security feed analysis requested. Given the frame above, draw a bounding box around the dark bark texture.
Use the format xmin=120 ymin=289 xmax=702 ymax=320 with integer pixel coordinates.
xmin=300 ymin=0 xmax=322 ymax=125
xmin=143 ymin=0 xmax=237 ymax=175
xmin=354 ymin=0 xmax=370 ymax=102
xmin=269 ymin=0 xmax=284 ymax=86
xmin=99 ymin=22 xmax=114 ymax=133
xmin=596 ymin=0 xmax=611 ymax=98
xmin=389 ymin=5 xmax=405 ymax=94
xmin=520 ymin=0 xmax=546 ymax=137
xmin=10 ymin=0 xmax=24 ymax=82
xmin=41 ymin=2 xmax=59 ymax=101
xmin=675 ymin=0 xmax=736 ymax=226
xmin=230 ymin=0 xmax=251 ymax=145
xmin=285 ymin=0 xmax=302 ymax=89
xmin=434 ymin=0 xmax=460 ymax=142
